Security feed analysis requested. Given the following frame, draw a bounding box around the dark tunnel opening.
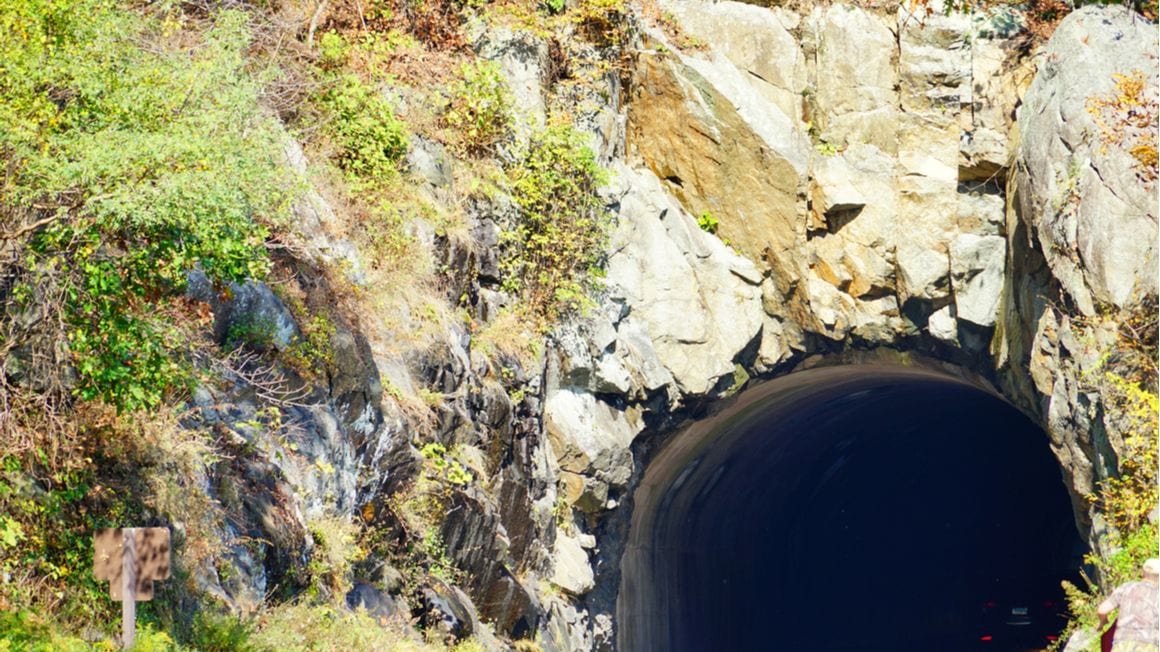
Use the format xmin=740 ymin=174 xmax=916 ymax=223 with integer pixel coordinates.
xmin=618 ymin=364 xmax=1086 ymax=652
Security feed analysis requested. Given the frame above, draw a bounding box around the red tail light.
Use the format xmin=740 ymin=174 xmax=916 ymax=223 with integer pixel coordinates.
xmin=983 ymin=600 xmax=997 ymax=609
xmin=1043 ymin=600 xmax=1057 ymax=608
xmin=1047 ymin=635 xmax=1059 ymax=642
xmin=980 ymin=635 xmax=993 ymax=642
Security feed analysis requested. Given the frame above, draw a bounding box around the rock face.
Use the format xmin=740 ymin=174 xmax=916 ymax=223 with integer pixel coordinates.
xmin=626 ymin=48 xmax=809 ymax=297
xmin=1014 ymin=7 xmax=1159 ymax=312
xmin=174 ymin=4 xmax=1156 ymax=651
xmin=998 ymin=6 xmax=1159 ymax=546
xmin=558 ymin=3 xmax=1150 ymax=650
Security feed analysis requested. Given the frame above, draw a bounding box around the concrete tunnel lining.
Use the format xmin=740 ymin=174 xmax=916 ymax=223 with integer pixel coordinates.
xmin=617 ymin=363 xmax=1084 ymax=651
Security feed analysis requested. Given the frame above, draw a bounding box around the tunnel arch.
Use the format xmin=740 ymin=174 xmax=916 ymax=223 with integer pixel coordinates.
xmin=616 ymin=360 xmax=1085 ymax=652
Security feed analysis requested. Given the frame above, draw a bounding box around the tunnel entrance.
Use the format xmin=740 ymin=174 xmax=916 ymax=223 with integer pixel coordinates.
xmin=618 ymin=364 xmax=1085 ymax=652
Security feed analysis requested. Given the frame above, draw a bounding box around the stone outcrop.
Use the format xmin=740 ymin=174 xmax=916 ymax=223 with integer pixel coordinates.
xmin=1013 ymin=7 xmax=1158 ymax=312
xmin=997 ymin=5 xmax=1158 ymax=547
xmin=626 ymin=47 xmax=809 ymax=298
xmin=171 ymin=3 xmax=1157 ymax=650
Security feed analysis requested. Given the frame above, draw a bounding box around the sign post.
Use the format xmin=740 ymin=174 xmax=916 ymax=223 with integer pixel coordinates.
xmin=94 ymin=527 xmax=171 ymax=649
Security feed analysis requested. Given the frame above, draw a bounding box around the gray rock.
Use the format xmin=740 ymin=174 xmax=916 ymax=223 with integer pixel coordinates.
xmin=421 ymin=581 xmax=476 ymax=641
xmin=614 ymin=318 xmax=676 ymax=395
xmin=604 ymin=165 xmax=764 ymax=396
xmin=896 ymin=245 xmax=951 ymax=303
xmin=544 ymin=388 xmax=639 ymax=489
xmin=928 ymin=304 xmax=958 ymax=344
xmin=186 ymin=270 xmax=299 ymax=351
xmin=406 ymin=135 xmax=453 ymax=189
xmin=593 ymin=354 xmax=633 ymax=395
xmin=1015 ymin=6 xmax=1159 ymax=311
xmin=950 ymin=233 xmax=1005 ymax=327
xmin=550 ymin=532 xmax=595 ymax=596
xmin=346 ymin=581 xmax=402 ymax=621
xmin=476 ymin=26 xmax=548 ymax=134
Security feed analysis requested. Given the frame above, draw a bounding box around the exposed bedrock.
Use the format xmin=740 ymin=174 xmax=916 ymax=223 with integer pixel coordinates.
xmin=192 ymin=2 xmax=1156 ymax=649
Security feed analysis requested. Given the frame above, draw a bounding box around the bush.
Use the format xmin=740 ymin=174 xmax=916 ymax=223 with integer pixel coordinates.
xmin=317 ymin=74 xmax=408 ymax=187
xmin=1 ymin=2 xmax=291 ymax=413
xmin=441 ymin=60 xmax=514 ymax=155
xmin=503 ymin=122 xmax=610 ymax=323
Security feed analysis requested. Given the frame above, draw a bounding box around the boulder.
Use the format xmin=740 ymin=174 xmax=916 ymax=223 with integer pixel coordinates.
xmin=346 ymin=581 xmax=403 ymax=621
xmin=896 ymin=244 xmax=950 ymax=303
xmin=950 ymin=233 xmax=1006 ymax=327
xmin=187 ymin=270 xmax=299 ymax=352
xmin=604 ymin=165 xmax=765 ymax=396
xmin=1015 ymin=6 xmax=1159 ymax=311
xmin=928 ymin=304 xmax=958 ymax=344
xmin=550 ymin=532 xmax=595 ymax=596
xmin=544 ymin=388 xmax=639 ymax=490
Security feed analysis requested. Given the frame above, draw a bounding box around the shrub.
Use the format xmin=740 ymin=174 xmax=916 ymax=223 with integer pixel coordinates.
xmin=441 ymin=60 xmax=514 ymax=155
xmin=306 ymin=516 xmax=365 ymax=600
xmin=317 ymin=74 xmax=408 ymax=187
xmin=1 ymin=2 xmax=291 ymax=413
xmin=503 ymin=122 xmax=610 ymax=323
xmin=247 ymin=603 xmax=429 ymax=651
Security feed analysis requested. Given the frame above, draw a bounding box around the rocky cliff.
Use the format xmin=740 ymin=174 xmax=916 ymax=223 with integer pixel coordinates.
xmin=1 ymin=0 xmax=1155 ymax=649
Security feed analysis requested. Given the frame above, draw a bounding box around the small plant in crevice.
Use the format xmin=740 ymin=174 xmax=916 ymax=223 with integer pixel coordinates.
xmin=306 ymin=515 xmax=366 ymax=600
xmin=420 ymin=443 xmax=473 ymax=487
xmin=696 ymin=210 xmax=719 ymax=234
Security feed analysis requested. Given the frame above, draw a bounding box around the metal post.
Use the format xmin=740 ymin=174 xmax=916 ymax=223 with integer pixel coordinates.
xmin=122 ymin=528 xmax=136 ymax=650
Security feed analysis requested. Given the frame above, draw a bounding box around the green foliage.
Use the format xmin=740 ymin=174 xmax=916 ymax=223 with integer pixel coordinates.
xmin=317 ymin=74 xmax=408 ymax=187
xmin=317 ymin=31 xmax=351 ymax=70
xmin=696 ymin=210 xmax=719 ymax=234
xmin=442 ymin=60 xmax=515 ymax=155
xmin=1058 ymin=523 xmax=1159 ymax=650
xmin=306 ymin=516 xmax=365 ymax=600
xmin=227 ymin=315 xmax=280 ymax=351
xmin=1086 ymin=70 xmax=1159 ymax=184
xmin=503 ymin=122 xmax=610 ymax=323
xmin=420 ymin=443 xmax=473 ymax=486
xmin=283 ymin=313 xmax=337 ymax=379
xmin=246 ymin=603 xmax=437 ymax=652
xmin=0 ymin=610 xmax=98 ymax=652
xmin=1094 ymin=373 xmax=1158 ymax=532
xmin=0 ymin=609 xmax=179 ymax=651
xmin=1 ymin=1 xmax=291 ymax=412
xmin=0 ymin=456 xmax=139 ymax=627
xmin=190 ymin=612 xmax=256 ymax=652
xmin=1055 ymin=302 xmax=1160 ymax=650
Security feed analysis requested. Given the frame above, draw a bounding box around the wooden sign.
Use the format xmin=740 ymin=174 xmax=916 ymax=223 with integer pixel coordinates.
xmin=94 ymin=528 xmax=171 ymax=648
